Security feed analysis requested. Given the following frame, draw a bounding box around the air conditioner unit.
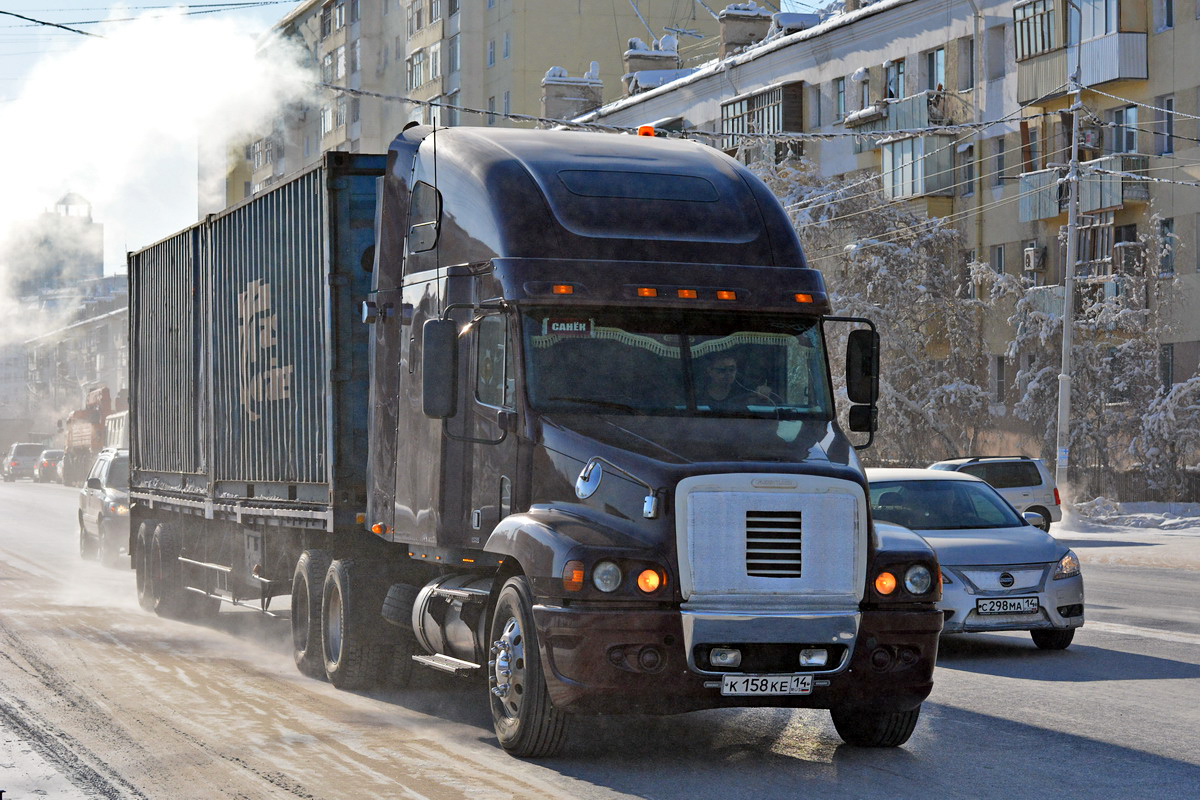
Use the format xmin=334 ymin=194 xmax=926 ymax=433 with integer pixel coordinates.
xmin=1023 ymin=246 xmax=1046 ymax=272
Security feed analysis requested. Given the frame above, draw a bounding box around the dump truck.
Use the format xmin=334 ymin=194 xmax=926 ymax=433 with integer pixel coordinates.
xmin=61 ymin=386 xmax=113 ymax=485
xmin=127 ymin=128 xmax=942 ymax=757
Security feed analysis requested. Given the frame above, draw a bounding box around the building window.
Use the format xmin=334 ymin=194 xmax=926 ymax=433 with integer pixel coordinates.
xmin=810 ymin=84 xmax=822 ymax=128
xmin=335 ymin=45 xmax=346 ymax=79
xmin=321 ymin=0 xmax=344 ymax=37
xmin=488 ymin=0 xmax=495 ymax=7
xmin=503 ymin=90 xmax=510 ymax=115
xmin=994 ymin=355 xmax=1007 ymax=402
xmin=860 ymin=78 xmax=870 ymax=109
xmin=487 ymin=95 xmax=496 ymax=125
xmin=1077 ymin=0 xmax=1118 ymax=40
xmin=448 ymin=34 xmax=460 ymax=72
xmin=351 ymin=97 xmax=360 ymax=123
xmin=449 ymin=0 xmax=459 ymax=14
xmin=447 ymin=89 xmax=460 ymax=126
xmin=1014 ymin=0 xmax=1056 ymax=60
xmin=322 ymin=52 xmax=334 ymax=82
xmin=961 ymin=144 xmax=975 ymax=195
xmin=835 ymin=77 xmax=846 ymax=120
xmin=926 ymin=47 xmax=945 ymax=91
xmin=487 ymin=39 xmax=495 ymax=67
xmin=958 ymin=36 xmax=974 ymax=90
xmin=350 ymin=0 xmax=359 ymax=23
xmin=1158 ymin=0 xmax=1174 ymax=28
xmin=351 ymin=39 xmax=361 ymax=73
xmin=1160 ymin=344 xmax=1174 ymax=390
xmin=335 ymin=96 xmax=347 ymax=128
xmin=720 ymin=82 xmax=803 ymax=160
xmin=408 ymin=1 xmax=424 ymax=37
xmin=407 ymin=49 xmax=425 ymax=89
xmin=1157 ymin=95 xmax=1175 ymax=154
xmin=885 ymin=59 xmax=905 ymax=99
xmin=1159 ymin=218 xmax=1175 ymax=275
xmin=990 ymin=244 xmax=1006 ymax=274
xmin=503 ymin=31 xmax=511 ymax=59
xmin=993 ymin=137 xmax=1006 ymax=186
xmin=321 ymin=105 xmax=334 ymax=135
xmin=1111 ymin=105 xmax=1138 ymax=153
xmin=429 ymin=42 xmax=441 ymax=80
xmin=431 ymin=0 xmax=442 ymax=22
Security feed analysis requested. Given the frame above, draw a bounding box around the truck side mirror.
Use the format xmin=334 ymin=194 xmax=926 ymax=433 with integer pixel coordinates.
xmin=848 ymin=405 xmax=877 ymax=433
xmin=422 ymin=319 xmax=459 ymax=418
xmin=846 ymin=329 xmax=880 ymax=405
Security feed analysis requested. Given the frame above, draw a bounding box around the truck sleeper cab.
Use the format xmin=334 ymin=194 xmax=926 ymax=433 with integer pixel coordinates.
xmin=371 ymin=127 xmax=942 ymax=754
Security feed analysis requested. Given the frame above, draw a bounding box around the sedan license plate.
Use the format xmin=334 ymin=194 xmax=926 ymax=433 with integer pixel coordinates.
xmin=976 ymin=597 xmax=1039 ymax=614
xmin=721 ymin=674 xmax=813 ymax=696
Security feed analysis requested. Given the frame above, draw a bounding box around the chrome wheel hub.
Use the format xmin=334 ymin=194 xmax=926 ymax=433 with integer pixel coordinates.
xmin=489 ymin=615 xmax=526 ymax=717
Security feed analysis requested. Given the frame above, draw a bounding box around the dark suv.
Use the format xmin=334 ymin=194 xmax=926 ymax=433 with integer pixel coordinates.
xmin=78 ymin=448 xmax=130 ymax=565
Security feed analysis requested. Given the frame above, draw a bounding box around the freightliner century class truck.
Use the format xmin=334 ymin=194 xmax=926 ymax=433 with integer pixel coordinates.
xmin=127 ymin=127 xmax=942 ymax=757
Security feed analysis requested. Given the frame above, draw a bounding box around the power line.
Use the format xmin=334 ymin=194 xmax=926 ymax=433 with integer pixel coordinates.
xmin=1087 ymin=86 xmax=1200 ymax=123
xmin=0 ymin=10 xmax=100 ymax=37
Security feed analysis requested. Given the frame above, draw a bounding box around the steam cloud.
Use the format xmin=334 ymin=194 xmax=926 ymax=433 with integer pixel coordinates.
xmin=0 ymin=6 xmax=316 ymax=344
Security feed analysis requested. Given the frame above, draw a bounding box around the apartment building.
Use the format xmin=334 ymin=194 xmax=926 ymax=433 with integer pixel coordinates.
xmin=212 ymin=0 xmax=722 ymax=209
xmin=580 ymin=0 xmax=1199 ymax=389
xmin=1014 ymin=0 xmax=1200 ymax=380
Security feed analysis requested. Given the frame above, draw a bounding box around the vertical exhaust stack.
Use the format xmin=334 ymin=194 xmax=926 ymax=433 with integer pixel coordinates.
xmin=718 ymin=3 xmax=774 ymax=59
xmin=541 ymin=63 xmax=603 ymax=124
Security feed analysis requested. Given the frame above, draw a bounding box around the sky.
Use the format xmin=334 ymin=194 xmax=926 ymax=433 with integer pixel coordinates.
xmin=0 ymin=0 xmax=822 ymax=279
xmin=0 ymin=1 xmax=303 ymax=276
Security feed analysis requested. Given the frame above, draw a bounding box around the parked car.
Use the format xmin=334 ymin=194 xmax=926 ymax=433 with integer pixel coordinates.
xmin=3 ymin=442 xmax=46 ymax=482
xmin=867 ymin=468 xmax=1083 ymax=650
xmin=928 ymin=456 xmax=1061 ymax=531
xmin=34 ymin=449 xmax=65 ymax=482
xmin=78 ymin=448 xmax=130 ymax=566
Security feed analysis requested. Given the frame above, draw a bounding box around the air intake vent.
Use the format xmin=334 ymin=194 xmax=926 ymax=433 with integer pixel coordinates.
xmin=746 ymin=510 xmax=803 ymax=577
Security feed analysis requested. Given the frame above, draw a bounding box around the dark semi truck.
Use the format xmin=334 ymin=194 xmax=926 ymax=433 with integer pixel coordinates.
xmin=127 ymin=127 xmax=942 ymax=757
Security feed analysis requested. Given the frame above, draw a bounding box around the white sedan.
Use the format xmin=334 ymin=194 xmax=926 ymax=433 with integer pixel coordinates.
xmin=867 ymin=468 xmax=1084 ymax=650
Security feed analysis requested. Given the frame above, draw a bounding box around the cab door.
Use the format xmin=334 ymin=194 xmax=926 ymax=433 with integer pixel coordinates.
xmin=82 ymin=457 xmax=106 ymax=534
xmin=465 ymin=312 xmax=519 ymax=548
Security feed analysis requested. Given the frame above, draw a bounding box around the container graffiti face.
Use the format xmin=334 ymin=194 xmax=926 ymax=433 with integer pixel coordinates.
xmin=238 ymin=278 xmax=294 ymax=421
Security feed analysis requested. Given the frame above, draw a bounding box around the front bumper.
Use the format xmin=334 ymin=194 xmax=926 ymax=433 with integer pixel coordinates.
xmin=532 ymin=602 xmax=941 ymax=715
xmin=940 ymin=564 xmax=1084 ymax=634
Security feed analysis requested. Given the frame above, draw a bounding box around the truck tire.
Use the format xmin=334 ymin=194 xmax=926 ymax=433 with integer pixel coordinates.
xmin=151 ymin=523 xmax=189 ymax=618
xmin=488 ymin=576 xmax=569 ymax=758
xmin=322 ymin=559 xmax=388 ymax=690
xmin=292 ymin=549 xmax=332 ymax=679
xmin=135 ymin=521 xmax=156 ymax=610
xmin=829 ymin=704 xmax=921 ymax=747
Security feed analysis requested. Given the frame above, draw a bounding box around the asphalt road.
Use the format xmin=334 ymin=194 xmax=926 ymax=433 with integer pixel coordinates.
xmin=0 ymin=479 xmax=1197 ymax=799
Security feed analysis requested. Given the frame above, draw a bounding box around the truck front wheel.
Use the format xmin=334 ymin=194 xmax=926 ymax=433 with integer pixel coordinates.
xmin=829 ymin=704 xmax=921 ymax=747
xmin=321 ymin=559 xmax=387 ymax=689
xmin=488 ymin=576 xmax=569 ymax=758
xmin=292 ymin=550 xmax=331 ymax=679
xmin=151 ymin=524 xmax=189 ymax=618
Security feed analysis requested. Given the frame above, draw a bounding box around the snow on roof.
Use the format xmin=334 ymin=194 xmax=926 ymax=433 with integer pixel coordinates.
xmin=577 ymin=0 xmax=917 ymax=123
xmin=721 ymin=2 xmax=774 ymax=18
xmin=628 ymin=69 xmax=700 ymax=91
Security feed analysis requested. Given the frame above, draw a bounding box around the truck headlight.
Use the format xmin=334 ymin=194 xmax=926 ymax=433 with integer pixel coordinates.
xmin=1053 ymin=550 xmax=1081 ymax=580
xmin=592 ymin=561 xmax=623 ymax=592
xmin=904 ymin=565 xmax=933 ymax=594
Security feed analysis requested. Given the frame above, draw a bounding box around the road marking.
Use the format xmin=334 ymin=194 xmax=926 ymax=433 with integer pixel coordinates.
xmin=1085 ymin=621 xmax=1200 ymax=647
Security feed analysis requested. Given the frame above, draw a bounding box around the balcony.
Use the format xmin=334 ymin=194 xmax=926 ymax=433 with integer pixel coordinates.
xmin=1018 ymin=154 xmax=1148 ymax=222
xmin=1068 ymin=33 xmax=1148 ymax=87
xmin=1080 ymin=154 xmax=1149 ymax=212
xmin=1016 ymin=49 xmax=1067 ymax=106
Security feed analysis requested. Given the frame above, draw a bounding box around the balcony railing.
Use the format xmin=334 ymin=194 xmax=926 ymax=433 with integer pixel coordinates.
xmin=1067 ymin=32 xmax=1148 ymax=87
xmin=1019 ymin=154 xmax=1148 ymax=222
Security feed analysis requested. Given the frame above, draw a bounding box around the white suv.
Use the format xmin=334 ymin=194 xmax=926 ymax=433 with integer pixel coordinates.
xmin=928 ymin=456 xmax=1061 ymax=530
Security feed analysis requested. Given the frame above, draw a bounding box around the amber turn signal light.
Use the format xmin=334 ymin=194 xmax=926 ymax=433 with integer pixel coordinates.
xmin=875 ymin=571 xmax=897 ymax=595
xmin=552 ymin=284 xmax=574 ymax=295
xmin=794 ymin=293 xmax=814 ymax=303
xmin=636 ymin=569 xmax=664 ymax=593
xmin=563 ymin=560 xmax=585 ymax=592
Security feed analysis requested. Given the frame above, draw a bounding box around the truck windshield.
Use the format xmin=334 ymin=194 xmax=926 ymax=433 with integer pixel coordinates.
xmin=521 ymin=308 xmax=832 ymax=419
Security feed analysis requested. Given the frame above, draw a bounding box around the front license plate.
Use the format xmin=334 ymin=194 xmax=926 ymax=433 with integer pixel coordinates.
xmin=976 ymin=597 xmax=1039 ymax=614
xmin=720 ymin=674 xmax=814 ymax=696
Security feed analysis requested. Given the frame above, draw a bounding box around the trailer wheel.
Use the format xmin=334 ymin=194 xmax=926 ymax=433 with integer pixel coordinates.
xmin=829 ymin=704 xmax=921 ymax=747
xmin=135 ymin=521 xmax=156 ymax=610
xmin=292 ymin=550 xmax=332 ymax=679
xmin=322 ymin=559 xmax=388 ymax=689
xmin=151 ymin=523 xmax=189 ymax=618
xmin=488 ymin=576 xmax=569 ymax=758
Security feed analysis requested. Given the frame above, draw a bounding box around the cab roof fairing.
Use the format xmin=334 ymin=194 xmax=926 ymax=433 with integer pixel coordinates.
xmin=407 ymin=127 xmax=807 ymax=268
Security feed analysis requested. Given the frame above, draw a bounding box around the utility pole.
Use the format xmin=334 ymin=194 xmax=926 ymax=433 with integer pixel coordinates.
xmin=1054 ymin=66 xmax=1083 ymax=502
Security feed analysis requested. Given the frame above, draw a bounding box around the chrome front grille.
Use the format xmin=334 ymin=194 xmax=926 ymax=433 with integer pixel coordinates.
xmin=745 ymin=510 xmax=803 ymax=578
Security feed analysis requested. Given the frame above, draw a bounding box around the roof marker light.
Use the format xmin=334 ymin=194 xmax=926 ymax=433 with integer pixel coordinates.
xmin=552 ymin=284 xmax=574 ymax=295
xmin=677 ymin=289 xmax=697 ymax=299
xmin=637 ymin=287 xmax=658 ymax=298
xmin=716 ymin=290 xmax=737 ymax=301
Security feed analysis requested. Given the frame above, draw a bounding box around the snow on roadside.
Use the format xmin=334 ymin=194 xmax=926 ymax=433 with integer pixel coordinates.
xmin=1065 ymin=499 xmax=1200 ymax=534
xmin=1052 ymin=501 xmax=1200 ymax=570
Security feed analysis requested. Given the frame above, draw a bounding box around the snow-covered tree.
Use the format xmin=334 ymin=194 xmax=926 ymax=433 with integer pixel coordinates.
xmin=754 ymin=157 xmax=996 ymax=464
